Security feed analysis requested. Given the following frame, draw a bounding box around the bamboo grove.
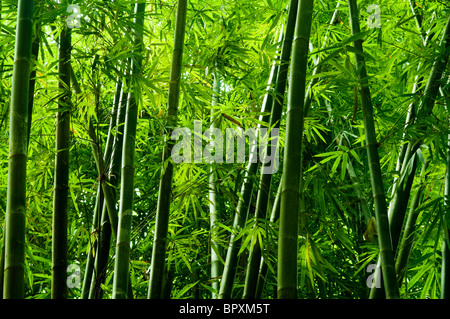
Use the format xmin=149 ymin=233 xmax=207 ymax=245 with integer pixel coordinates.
xmin=0 ymin=0 xmax=450 ymax=300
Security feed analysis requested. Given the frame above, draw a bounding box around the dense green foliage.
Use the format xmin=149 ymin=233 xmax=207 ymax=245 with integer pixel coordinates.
xmin=1 ymin=0 xmax=450 ymax=299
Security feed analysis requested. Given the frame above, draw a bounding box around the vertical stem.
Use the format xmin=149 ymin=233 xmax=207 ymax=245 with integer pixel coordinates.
xmin=347 ymin=0 xmax=399 ymax=299
xmin=442 ymin=134 xmax=450 ymax=299
xmin=277 ymin=0 xmax=313 ymax=299
xmin=440 ymin=77 xmax=450 ymax=299
xmin=219 ymin=1 xmax=299 ymax=300
xmin=395 ymin=160 xmax=428 ymax=284
xmin=210 ymin=71 xmax=222 ymax=298
xmin=147 ymin=0 xmax=187 ymax=299
xmin=4 ymin=0 xmax=33 ymax=299
xmin=81 ymin=183 xmax=102 ymax=299
xmin=90 ymin=79 xmax=127 ymax=299
xmin=255 ymin=182 xmax=281 ymax=298
xmin=51 ymin=23 xmax=71 ymax=300
xmin=27 ymin=13 xmax=40 ymax=148
xmin=112 ymin=2 xmax=145 ymax=299
xmin=243 ymin=28 xmax=282 ymax=299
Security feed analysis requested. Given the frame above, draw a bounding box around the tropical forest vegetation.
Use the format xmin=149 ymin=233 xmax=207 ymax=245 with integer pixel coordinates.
xmin=1 ymin=0 xmax=450 ymax=300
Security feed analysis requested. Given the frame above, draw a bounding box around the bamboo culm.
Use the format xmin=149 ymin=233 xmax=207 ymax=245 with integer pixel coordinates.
xmin=277 ymin=0 xmax=313 ymax=299
xmin=3 ymin=0 xmax=34 ymax=299
xmin=370 ymin=11 xmax=450 ymax=299
xmin=147 ymin=0 xmax=187 ymax=299
xmin=242 ymin=29 xmax=283 ymax=299
xmin=347 ymin=0 xmax=399 ymax=299
xmin=219 ymin=0 xmax=299 ymax=300
xmin=112 ymin=2 xmax=146 ymax=299
xmin=90 ymin=80 xmax=128 ymax=299
xmin=210 ymin=71 xmax=222 ymax=299
xmin=51 ymin=23 xmax=71 ymax=300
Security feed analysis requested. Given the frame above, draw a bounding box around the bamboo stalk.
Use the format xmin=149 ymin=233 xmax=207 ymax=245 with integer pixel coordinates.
xmin=147 ymin=0 xmax=187 ymax=299
xmin=253 ymin=2 xmax=341 ymax=298
xmin=304 ymin=2 xmax=341 ymax=115
xmin=370 ymin=11 xmax=450 ymax=299
xmin=51 ymin=21 xmax=71 ymax=299
xmin=255 ymin=181 xmax=281 ymax=298
xmin=347 ymin=0 xmax=399 ymax=299
xmin=81 ymin=183 xmax=102 ymax=299
xmin=277 ymin=0 xmax=313 ymax=299
xmin=112 ymin=2 xmax=146 ymax=299
xmin=440 ymin=76 xmax=450 ymax=299
xmin=210 ymin=71 xmax=222 ymax=299
xmin=4 ymin=0 xmax=33 ymax=299
xmin=442 ymin=130 xmax=450 ymax=299
xmin=242 ymin=28 xmax=283 ymax=300
xmin=219 ymin=1 xmax=299 ymax=300
xmin=89 ymin=80 xmax=130 ymax=299
xmin=395 ymin=160 xmax=428 ymax=284
xmin=2 ymin=2 xmax=35 ymax=298
xmin=27 ymin=13 xmax=40 ymax=148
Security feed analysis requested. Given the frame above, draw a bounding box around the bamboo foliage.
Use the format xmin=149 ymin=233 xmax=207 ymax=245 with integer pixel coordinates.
xmin=3 ymin=0 xmax=34 ymax=299
xmin=277 ymin=0 xmax=313 ymax=299
xmin=219 ymin=0 xmax=299 ymax=300
xmin=370 ymin=10 xmax=450 ymax=299
xmin=147 ymin=0 xmax=188 ymax=299
xmin=242 ymin=43 xmax=280 ymax=299
xmin=90 ymin=78 xmax=128 ymax=299
xmin=2 ymin=0 xmax=450 ymax=301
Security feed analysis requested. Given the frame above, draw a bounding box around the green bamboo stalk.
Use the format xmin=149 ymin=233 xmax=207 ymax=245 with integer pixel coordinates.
xmin=440 ymin=76 xmax=450 ymax=299
xmin=147 ymin=0 xmax=187 ymax=299
xmin=88 ymin=79 xmax=121 ymax=299
xmin=51 ymin=22 xmax=71 ymax=300
xmin=347 ymin=0 xmax=399 ymax=299
xmin=392 ymin=3 xmax=434 ymax=180
xmin=0 ymin=232 xmax=4 ymax=299
xmin=81 ymin=183 xmax=102 ymax=299
xmin=79 ymin=73 xmax=105 ymax=299
xmin=87 ymin=117 xmax=118 ymax=241
xmin=1 ymin=2 xmax=36 ymax=298
xmin=78 ymin=70 xmax=120 ymax=299
xmin=242 ymin=29 xmax=283 ymax=299
xmin=210 ymin=71 xmax=222 ymax=299
xmin=370 ymin=7 xmax=446 ymax=300
xmin=304 ymin=2 xmax=341 ymax=115
xmin=218 ymin=1 xmax=299 ymax=300
xmin=81 ymin=83 xmax=117 ymax=299
xmin=27 ymin=13 xmax=40 ymax=148
xmin=112 ymin=1 xmax=146 ymax=299
xmin=386 ymin=3 xmax=438 ymax=253
xmin=90 ymin=79 xmax=127 ymax=299
xmin=395 ymin=160 xmax=428 ymax=284
xmin=3 ymin=0 xmax=33 ymax=299
xmin=442 ymin=129 xmax=450 ymax=299
xmin=248 ymin=2 xmax=341 ymax=299
xmin=370 ymin=12 xmax=450 ymax=299
xmin=277 ymin=0 xmax=313 ymax=299
xmin=253 ymin=4 xmax=341 ymax=298
xmin=255 ymin=181 xmax=281 ymax=298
